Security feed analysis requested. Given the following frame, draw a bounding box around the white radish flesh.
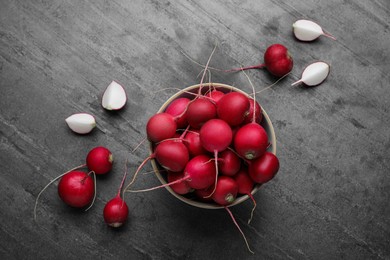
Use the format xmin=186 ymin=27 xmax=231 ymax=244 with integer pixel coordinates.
xmin=102 ymin=81 xmax=127 ymax=110
xmin=293 ymin=20 xmax=336 ymax=41
xmin=65 ymin=113 xmax=96 ymax=134
xmin=291 ymin=61 xmax=330 ymax=87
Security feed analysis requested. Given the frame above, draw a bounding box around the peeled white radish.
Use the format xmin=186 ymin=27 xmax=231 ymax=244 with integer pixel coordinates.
xmin=102 ymin=81 xmax=127 ymax=110
xmin=65 ymin=113 xmax=96 ymax=134
xmin=292 ymin=20 xmax=336 ymax=41
xmin=291 ymin=61 xmax=330 ymax=87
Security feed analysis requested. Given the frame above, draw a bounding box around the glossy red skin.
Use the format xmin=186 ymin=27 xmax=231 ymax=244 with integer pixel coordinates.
xmin=103 ymin=197 xmax=129 ymax=227
xmin=211 ymin=176 xmax=238 ymax=206
xmin=186 ymin=98 xmax=217 ymax=129
xmin=184 ymin=155 xmax=216 ymax=189
xmin=243 ymin=98 xmax=263 ymax=124
xmin=146 ymin=113 xmax=177 ymax=143
xmin=167 ymin=171 xmax=192 ymax=195
xmin=234 ymin=168 xmax=255 ymax=194
xmin=264 ymin=44 xmax=293 ymax=77
xmin=165 ymin=97 xmax=191 ymax=129
xmin=86 ymin=146 xmax=113 ymax=174
xmin=58 ymin=171 xmax=94 ymax=208
xmin=206 ymin=90 xmax=225 ymax=104
xmin=183 ymin=130 xmax=207 ymax=157
xmin=218 ymin=149 xmax=241 ymax=176
xmin=155 ymin=140 xmax=189 ymax=172
xmin=200 ymin=119 xmax=233 ymax=152
xmin=249 ymin=152 xmax=280 ymax=183
xmin=217 ymin=92 xmax=250 ymax=126
xmin=234 ymin=123 xmax=268 ymax=160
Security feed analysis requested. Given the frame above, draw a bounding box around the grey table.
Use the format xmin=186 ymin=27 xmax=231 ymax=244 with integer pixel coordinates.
xmin=1 ymin=0 xmax=389 ymax=259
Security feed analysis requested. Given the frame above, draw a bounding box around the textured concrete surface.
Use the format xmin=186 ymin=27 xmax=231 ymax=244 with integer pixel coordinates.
xmin=0 ymin=0 xmax=389 ymax=259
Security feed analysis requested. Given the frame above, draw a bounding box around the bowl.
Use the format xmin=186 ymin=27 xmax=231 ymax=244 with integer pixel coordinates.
xmin=150 ymin=83 xmax=277 ymax=209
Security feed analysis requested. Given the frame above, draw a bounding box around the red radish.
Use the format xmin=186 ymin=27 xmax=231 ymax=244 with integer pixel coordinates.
xmin=86 ymin=146 xmax=113 ymax=175
xmin=234 ymin=168 xmax=257 ymax=224
xmin=186 ymin=98 xmax=217 ymax=129
xmin=226 ymin=44 xmax=293 ymax=77
xmin=183 ymin=130 xmax=207 ymax=157
xmin=218 ymin=149 xmax=241 ymax=176
xmin=206 ymin=89 xmax=225 ymax=104
xmin=146 ymin=113 xmax=177 ymax=143
xmin=103 ymin=163 xmax=129 ymax=228
xmin=243 ymin=98 xmax=262 ymax=124
xmin=58 ymin=170 xmax=95 ymax=208
xmin=167 ymin=171 xmax=192 ymax=195
xmin=199 ymin=119 xmax=233 ymax=195
xmin=102 ymin=81 xmax=127 ymax=111
xmin=154 ymin=140 xmax=189 ymax=172
xmin=249 ymin=152 xmax=280 ymax=183
xmin=165 ymin=97 xmax=191 ymax=129
xmin=211 ymin=176 xmax=238 ymax=205
xmin=199 ymin=119 xmax=233 ymax=153
xmin=217 ymin=92 xmax=250 ymax=126
xmin=184 ymin=154 xmax=216 ymax=189
xmin=234 ymin=123 xmax=268 ymax=160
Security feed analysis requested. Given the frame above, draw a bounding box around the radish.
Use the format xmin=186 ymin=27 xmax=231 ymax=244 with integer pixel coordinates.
xmin=154 ymin=140 xmax=189 ymax=172
xmin=234 ymin=168 xmax=257 ymax=224
xmin=291 ymin=61 xmax=330 ymax=87
xmin=243 ymin=98 xmax=262 ymax=124
xmin=103 ymin=163 xmax=129 ymax=228
xmin=206 ymin=89 xmax=225 ymax=104
xmin=211 ymin=176 xmax=238 ymax=206
xmin=65 ymin=113 xmax=96 ymax=134
xmin=226 ymin=44 xmax=293 ymax=77
xmin=86 ymin=146 xmax=113 ymax=175
xmin=102 ymin=81 xmax=127 ymax=110
xmin=218 ymin=149 xmax=241 ymax=176
xmin=249 ymin=152 xmax=280 ymax=183
xmin=184 ymin=154 xmax=216 ymax=189
xmin=217 ymin=92 xmax=250 ymax=126
xmin=146 ymin=113 xmax=177 ymax=143
xmin=199 ymin=119 xmax=233 ymax=195
xmin=164 ymin=97 xmax=191 ymax=129
xmin=186 ymin=98 xmax=217 ymax=129
xmin=167 ymin=171 xmax=193 ymax=195
xmin=194 ymin=186 xmax=214 ymax=202
xmin=293 ymin=19 xmax=336 ymax=41
xmin=234 ymin=123 xmax=268 ymax=160
xmin=58 ymin=170 xmax=95 ymax=208
xmin=183 ymin=130 xmax=208 ymax=157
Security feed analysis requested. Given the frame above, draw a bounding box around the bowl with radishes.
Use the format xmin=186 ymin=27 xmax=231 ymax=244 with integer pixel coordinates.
xmin=145 ymin=83 xmax=278 ymax=209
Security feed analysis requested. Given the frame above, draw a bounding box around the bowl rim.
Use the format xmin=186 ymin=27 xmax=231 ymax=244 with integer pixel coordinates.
xmin=150 ymin=82 xmax=277 ymax=209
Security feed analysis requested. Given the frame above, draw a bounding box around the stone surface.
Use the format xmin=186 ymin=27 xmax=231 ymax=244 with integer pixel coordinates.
xmin=0 ymin=0 xmax=389 ymax=259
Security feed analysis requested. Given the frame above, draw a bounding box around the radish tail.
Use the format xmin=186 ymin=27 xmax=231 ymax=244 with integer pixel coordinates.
xmin=132 ymin=137 xmax=147 ymax=153
xmin=247 ymin=193 xmax=257 ymax=225
xmin=198 ymin=44 xmax=218 ymax=95
xmin=34 ymin=164 xmax=87 ymax=220
xmin=84 ymin=171 xmax=97 ymax=212
xmin=204 ymin=150 xmax=219 ymax=198
xmin=291 ymin=79 xmax=302 ymax=86
xmin=224 ymin=64 xmax=265 ymax=73
xmin=322 ymin=31 xmax=336 ymax=40
xmin=224 ymin=206 xmax=254 ymax=254
xmin=126 ymin=175 xmax=190 ymax=193
xmin=123 ymin=155 xmax=153 ymax=193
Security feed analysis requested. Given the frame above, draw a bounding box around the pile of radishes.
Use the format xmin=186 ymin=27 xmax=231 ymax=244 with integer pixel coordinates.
xmin=139 ymin=85 xmax=279 ymax=208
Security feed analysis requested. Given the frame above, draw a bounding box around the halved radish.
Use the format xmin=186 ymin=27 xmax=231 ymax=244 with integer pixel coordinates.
xmin=65 ymin=113 xmax=96 ymax=134
xmin=291 ymin=61 xmax=330 ymax=87
xmin=102 ymin=81 xmax=127 ymax=110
